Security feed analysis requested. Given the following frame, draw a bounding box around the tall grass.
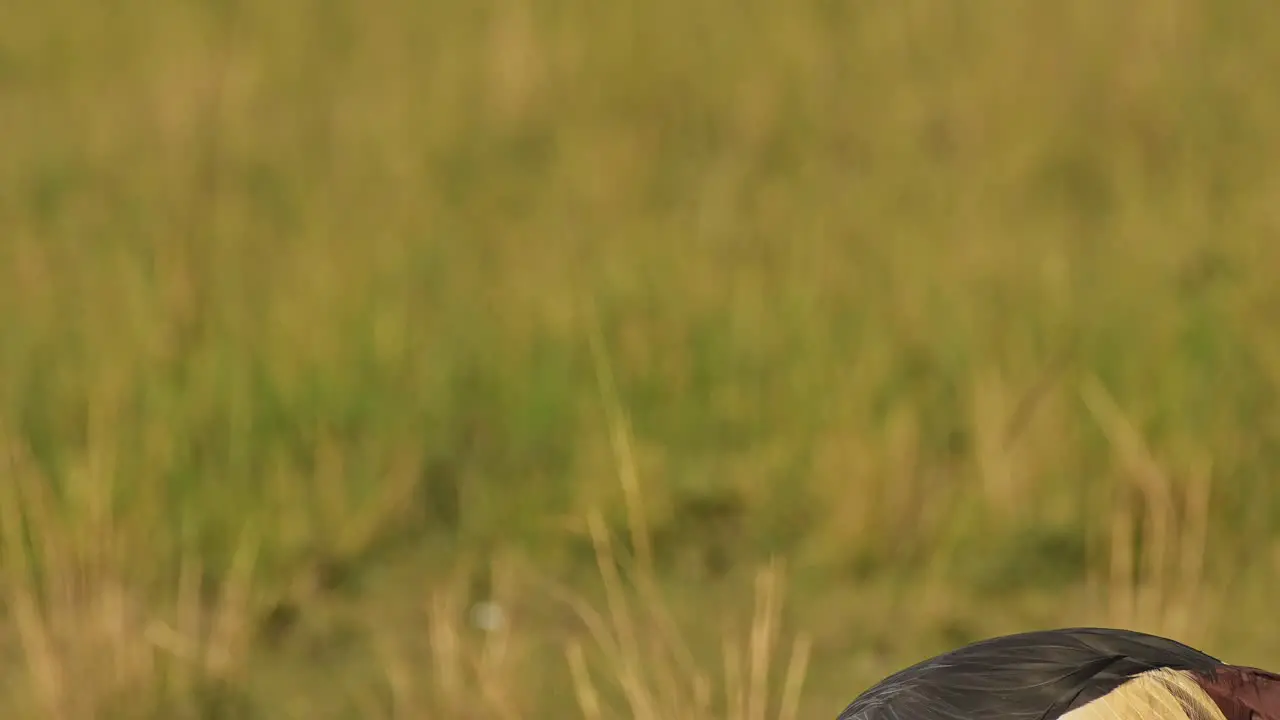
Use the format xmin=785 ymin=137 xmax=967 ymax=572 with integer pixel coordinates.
xmin=4 ymin=0 xmax=1280 ymax=715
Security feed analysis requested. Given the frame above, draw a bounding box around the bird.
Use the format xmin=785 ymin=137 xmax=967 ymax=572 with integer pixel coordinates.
xmin=837 ymin=627 xmax=1280 ymax=720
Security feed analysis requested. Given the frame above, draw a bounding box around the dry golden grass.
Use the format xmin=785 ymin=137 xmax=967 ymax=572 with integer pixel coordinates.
xmin=4 ymin=0 xmax=1280 ymax=716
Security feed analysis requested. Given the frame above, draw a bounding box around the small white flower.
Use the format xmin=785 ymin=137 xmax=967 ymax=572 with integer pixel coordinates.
xmin=469 ymin=600 xmax=505 ymax=632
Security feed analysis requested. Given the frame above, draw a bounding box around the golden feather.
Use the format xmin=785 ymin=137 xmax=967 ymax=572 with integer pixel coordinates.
xmin=1061 ymin=669 xmax=1228 ymax=720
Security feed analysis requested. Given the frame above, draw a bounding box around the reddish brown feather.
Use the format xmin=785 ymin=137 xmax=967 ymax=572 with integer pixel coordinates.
xmin=1195 ymin=666 xmax=1280 ymax=720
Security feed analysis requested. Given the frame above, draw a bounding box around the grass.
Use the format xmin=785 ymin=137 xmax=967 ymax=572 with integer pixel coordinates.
xmin=4 ymin=0 xmax=1280 ymax=716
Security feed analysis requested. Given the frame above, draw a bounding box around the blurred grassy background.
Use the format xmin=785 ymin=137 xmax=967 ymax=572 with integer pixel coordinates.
xmin=4 ymin=0 xmax=1280 ymax=716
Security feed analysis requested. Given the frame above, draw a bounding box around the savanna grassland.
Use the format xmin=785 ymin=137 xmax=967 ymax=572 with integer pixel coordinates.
xmin=3 ymin=0 xmax=1280 ymax=717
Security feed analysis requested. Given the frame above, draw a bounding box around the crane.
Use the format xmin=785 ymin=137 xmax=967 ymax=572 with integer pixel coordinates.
xmin=837 ymin=628 xmax=1279 ymax=720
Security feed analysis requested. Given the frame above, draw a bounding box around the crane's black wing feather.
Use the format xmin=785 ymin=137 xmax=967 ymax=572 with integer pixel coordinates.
xmin=837 ymin=628 xmax=1223 ymax=720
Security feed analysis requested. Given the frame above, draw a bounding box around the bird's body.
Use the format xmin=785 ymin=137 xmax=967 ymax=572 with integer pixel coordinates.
xmin=838 ymin=628 xmax=1280 ymax=720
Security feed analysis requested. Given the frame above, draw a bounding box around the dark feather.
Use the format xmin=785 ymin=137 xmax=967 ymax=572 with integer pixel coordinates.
xmin=837 ymin=628 xmax=1224 ymax=720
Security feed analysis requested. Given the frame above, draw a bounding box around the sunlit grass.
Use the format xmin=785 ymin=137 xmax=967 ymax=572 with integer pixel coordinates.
xmin=3 ymin=0 xmax=1280 ymax=716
